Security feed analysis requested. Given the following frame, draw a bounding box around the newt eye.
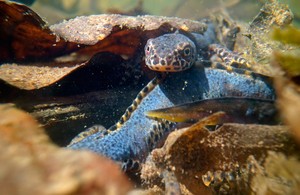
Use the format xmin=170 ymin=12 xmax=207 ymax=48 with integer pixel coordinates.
xmin=145 ymin=46 xmax=151 ymax=54
xmin=183 ymin=47 xmax=191 ymax=56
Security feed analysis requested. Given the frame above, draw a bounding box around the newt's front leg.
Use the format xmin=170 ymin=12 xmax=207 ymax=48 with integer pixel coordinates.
xmin=208 ymin=43 xmax=252 ymax=71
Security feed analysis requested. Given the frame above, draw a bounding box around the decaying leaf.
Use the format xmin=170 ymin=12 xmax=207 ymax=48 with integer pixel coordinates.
xmin=0 ymin=1 xmax=207 ymax=90
xmin=50 ymin=14 xmax=207 ymax=45
xmin=0 ymin=104 xmax=132 ymax=194
xmin=251 ymin=151 xmax=300 ymax=195
xmin=0 ymin=62 xmax=84 ymax=90
xmin=272 ymin=25 xmax=300 ymax=144
xmin=142 ymin=119 xmax=297 ymax=194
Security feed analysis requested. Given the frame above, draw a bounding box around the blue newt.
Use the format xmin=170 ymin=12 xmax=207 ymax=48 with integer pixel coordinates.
xmin=68 ymin=20 xmax=275 ymax=170
xmin=68 ymin=66 xmax=275 ymax=169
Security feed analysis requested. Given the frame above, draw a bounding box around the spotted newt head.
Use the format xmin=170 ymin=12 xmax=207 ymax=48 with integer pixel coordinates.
xmin=144 ymin=33 xmax=197 ymax=72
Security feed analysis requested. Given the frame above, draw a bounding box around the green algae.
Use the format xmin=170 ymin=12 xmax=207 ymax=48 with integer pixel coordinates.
xmin=274 ymin=52 xmax=300 ymax=76
xmin=273 ymin=26 xmax=300 ymax=45
xmin=272 ymin=26 xmax=300 ymax=76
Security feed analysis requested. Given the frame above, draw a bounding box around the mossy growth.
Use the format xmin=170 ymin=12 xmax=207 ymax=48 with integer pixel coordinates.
xmin=272 ymin=26 xmax=300 ymax=77
xmin=273 ymin=26 xmax=300 ymax=46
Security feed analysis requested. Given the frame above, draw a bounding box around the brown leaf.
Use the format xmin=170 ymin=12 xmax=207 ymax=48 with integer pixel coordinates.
xmin=0 ymin=104 xmax=132 ymax=195
xmin=142 ymin=123 xmax=296 ymax=194
xmin=0 ymin=1 xmax=72 ymax=62
xmin=0 ymin=1 xmax=207 ymax=90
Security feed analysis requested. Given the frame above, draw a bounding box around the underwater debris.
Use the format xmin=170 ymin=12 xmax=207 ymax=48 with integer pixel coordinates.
xmin=233 ymin=0 xmax=294 ymax=75
xmin=141 ymin=114 xmax=296 ymax=194
xmin=1 ymin=1 xmax=299 ymax=194
xmin=272 ymin=25 xmax=300 ymax=144
xmin=273 ymin=25 xmax=300 ymax=45
xmin=0 ymin=104 xmax=132 ymax=194
xmin=251 ymin=151 xmax=300 ymax=194
xmin=272 ymin=26 xmax=300 ymax=77
xmin=0 ymin=1 xmax=207 ymax=90
xmin=50 ymin=14 xmax=207 ymax=45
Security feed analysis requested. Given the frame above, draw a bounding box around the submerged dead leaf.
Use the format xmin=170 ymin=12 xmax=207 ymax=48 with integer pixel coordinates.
xmin=272 ymin=25 xmax=300 ymax=144
xmin=0 ymin=62 xmax=84 ymax=90
xmin=0 ymin=104 xmax=132 ymax=195
xmin=50 ymin=14 xmax=207 ymax=45
xmin=0 ymin=1 xmax=73 ymax=62
xmin=142 ymin=121 xmax=297 ymax=194
xmin=0 ymin=1 xmax=207 ymax=90
xmin=251 ymin=151 xmax=300 ymax=195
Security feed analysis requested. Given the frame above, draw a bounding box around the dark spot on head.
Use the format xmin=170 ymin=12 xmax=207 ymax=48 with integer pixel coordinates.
xmin=161 ymin=60 xmax=166 ymax=65
xmin=173 ymin=61 xmax=180 ymax=67
xmin=180 ymin=59 xmax=186 ymax=66
xmin=153 ymin=54 xmax=160 ymax=65
xmin=174 ymin=56 xmax=179 ymax=61
xmin=166 ymin=55 xmax=173 ymax=64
